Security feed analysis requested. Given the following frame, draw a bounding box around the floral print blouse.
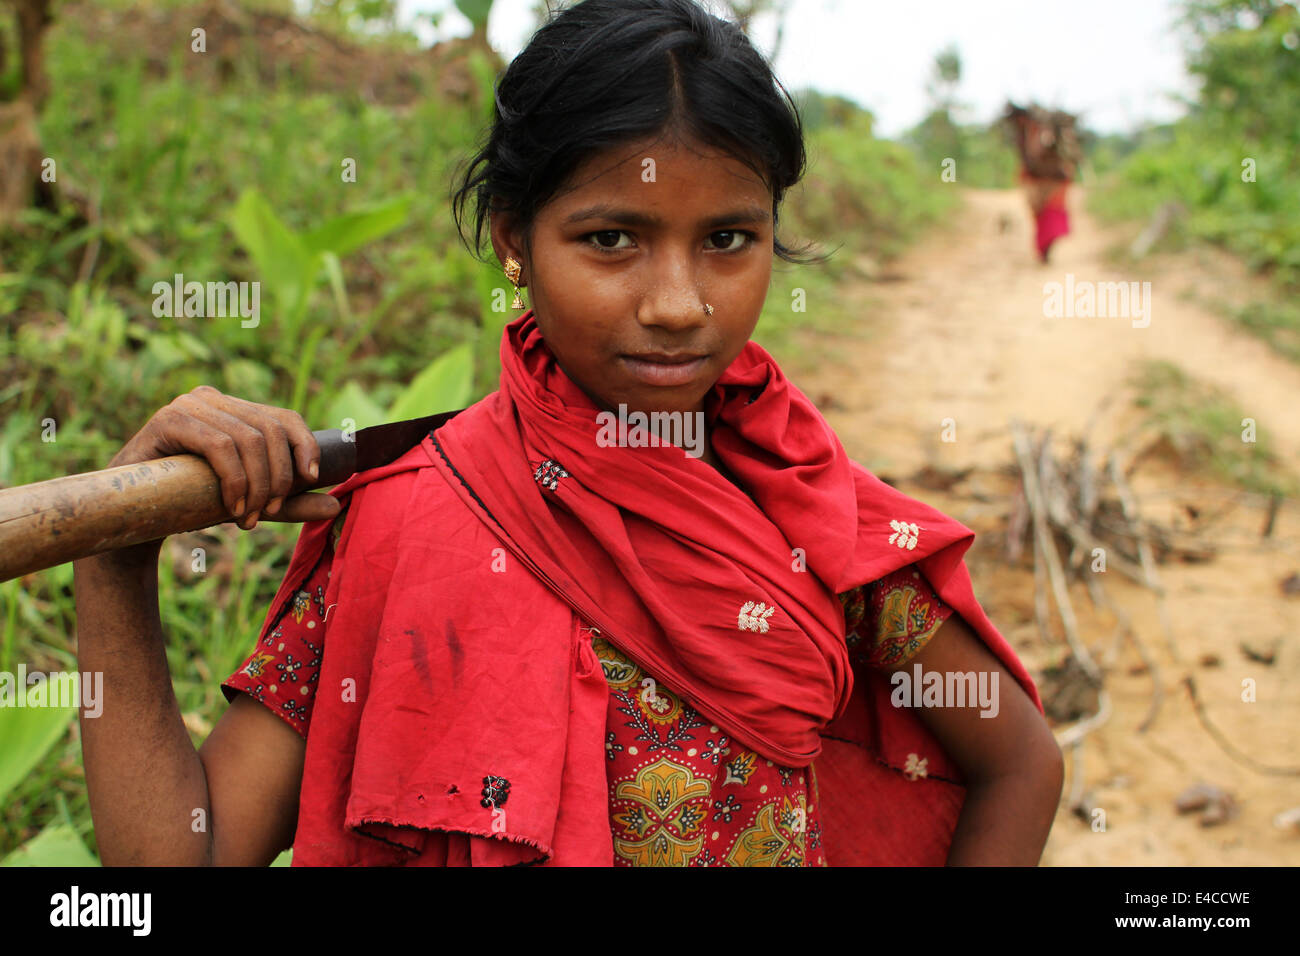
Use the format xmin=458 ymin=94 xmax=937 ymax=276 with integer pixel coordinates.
xmin=223 ymin=507 xmax=955 ymax=867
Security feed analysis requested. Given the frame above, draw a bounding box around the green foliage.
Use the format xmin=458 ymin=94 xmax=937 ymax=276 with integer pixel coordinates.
xmin=905 ymin=113 xmax=1020 ymax=188
xmin=226 ymin=188 xmax=413 ymax=411
xmin=755 ymin=108 xmax=954 ymax=355
xmin=793 ymin=89 xmax=875 ymax=135
xmin=1092 ymin=1 xmax=1300 ymax=303
xmin=0 ymin=681 xmax=78 ymax=806
xmin=786 ymin=109 xmax=953 ymax=261
xmin=326 ymin=342 xmax=474 ymax=432
xmin=1 ymin=824 xmax=98 ymax=867
xmin=387 ymin=343 xmax=473 ymax=420
xmin=1229 ymin=300 xmax=1300 ymax=363
xmin=455 ymin=0 xmax=496 ymax=33
xmin=305 ymin=0 xmax=402 ymax=39
xmin=1129 ymin=359 xmax=1297 ymax=496
xmin=932 ymin=46 xmax=962 ymax=90
xmin=902 ymin=44 xmax=1021 ymax=189
xmin=1180 ymin=0 xmax=1300 ymax=150
xmin=226 ymin=188 xmax=415 ymax=333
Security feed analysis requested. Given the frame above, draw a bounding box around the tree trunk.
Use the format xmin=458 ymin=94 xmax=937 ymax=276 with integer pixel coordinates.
xmin=0 ymin=0 xmax=56 ymax=228
xmin=14 ymin=0 xmax=55 ymax=110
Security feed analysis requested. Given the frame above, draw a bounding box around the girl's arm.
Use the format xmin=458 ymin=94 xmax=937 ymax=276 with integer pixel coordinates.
xmin=73 ymin=386 xmax=336 ymax=864
xmin=896 ymin=612 xmax=1064 ymax=865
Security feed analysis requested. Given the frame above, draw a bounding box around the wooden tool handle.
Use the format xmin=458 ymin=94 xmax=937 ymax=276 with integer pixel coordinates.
xmin=0 ymin=429 xmax=354 ymax=582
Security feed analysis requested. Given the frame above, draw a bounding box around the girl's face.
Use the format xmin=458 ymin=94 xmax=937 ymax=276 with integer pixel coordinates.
xmin=490 ymin=135 xmax=774 ymax=417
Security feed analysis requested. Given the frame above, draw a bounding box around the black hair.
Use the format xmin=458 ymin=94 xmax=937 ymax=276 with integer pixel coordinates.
xmin=449 ymin=0 xmax=826 ymax=267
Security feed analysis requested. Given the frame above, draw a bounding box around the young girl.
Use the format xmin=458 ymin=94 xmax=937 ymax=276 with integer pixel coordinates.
xmin=73 ymin=0 xmax=1062 ymax=867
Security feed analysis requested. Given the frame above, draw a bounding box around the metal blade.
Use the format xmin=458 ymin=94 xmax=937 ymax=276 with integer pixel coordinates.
xmin=312 ymin=408 xmax=463 ymax=487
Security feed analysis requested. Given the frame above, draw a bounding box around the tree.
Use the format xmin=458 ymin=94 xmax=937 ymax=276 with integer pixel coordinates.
xmin=454 ymin=0 xmax=494 ymax=49
xmin=0 ymin=0 xmax=56 ymax=228
xmin=909 ymin=45 xmax=966 ymax=169
xmin=1178 ymin=0 xmax=1300 ymax=153
xmin=927 ymin=44 xmax=962 ymax=112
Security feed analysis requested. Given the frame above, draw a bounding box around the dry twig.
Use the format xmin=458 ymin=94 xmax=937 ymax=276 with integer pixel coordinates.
xmin=1182 ymin=677 xmax=1300 ymax=777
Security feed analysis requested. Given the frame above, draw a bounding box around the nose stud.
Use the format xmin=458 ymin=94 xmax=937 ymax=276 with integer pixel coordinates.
xmin=703 ymin=303 xmax=714 ymax=315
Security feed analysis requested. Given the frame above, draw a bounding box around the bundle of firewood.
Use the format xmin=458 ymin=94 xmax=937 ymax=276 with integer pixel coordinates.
xmin=1001 ymin=101 xmax=1082 ymax=181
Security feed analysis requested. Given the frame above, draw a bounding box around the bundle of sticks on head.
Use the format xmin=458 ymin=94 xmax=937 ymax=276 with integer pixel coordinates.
xmin=1001 ymin=101 xmax=1082 ymax=181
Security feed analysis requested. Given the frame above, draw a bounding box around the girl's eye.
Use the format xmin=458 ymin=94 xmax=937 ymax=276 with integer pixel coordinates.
xmin=586 ymin=230 xmax=633 ymax=251
xmin=706 ymin=230 xmax=756 ymax=252
xmin=584 ymin=230 xmax=757 ymax=253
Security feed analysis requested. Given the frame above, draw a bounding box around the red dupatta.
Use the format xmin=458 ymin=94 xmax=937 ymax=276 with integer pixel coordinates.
xmin=272 ymin=311 xmax=1043 ymax=866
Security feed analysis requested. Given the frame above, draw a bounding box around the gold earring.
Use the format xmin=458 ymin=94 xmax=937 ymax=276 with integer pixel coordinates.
xmin=504 ymin=256 xmax=526 ymax=310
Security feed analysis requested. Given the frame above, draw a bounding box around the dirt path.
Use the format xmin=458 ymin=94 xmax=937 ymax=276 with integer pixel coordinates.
xmin=791 ymin=188 xmax=1300 ymax=866
xmin=816 ymin=188 xmax=1300 ymax=477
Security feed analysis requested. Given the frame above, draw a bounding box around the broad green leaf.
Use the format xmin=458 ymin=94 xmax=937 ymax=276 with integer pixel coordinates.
xmin=1 ymin=823 xmax=98 ymax=867
xmin=387 ymin=343 xmax=474 ymax=421
xmin=301 ymin=195 xmax=414 ymax=260
xmin=323 ymin=380 xmax=388 ymax=435
xmin=320 ymin=252 xmax=352 ymax=324
xmin=228 ymin=189 xmax=312 ymax=323
xmin=0 ymin=678 xmax=78 ymax=805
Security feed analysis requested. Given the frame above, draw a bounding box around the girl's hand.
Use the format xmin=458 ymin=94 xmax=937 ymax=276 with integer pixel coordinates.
xmin=111 ymin=385 xmax=342 ymax=531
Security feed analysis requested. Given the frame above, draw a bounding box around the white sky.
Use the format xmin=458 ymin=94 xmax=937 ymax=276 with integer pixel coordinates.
xmin=397 ymin=0 xmax=1198 ymax=136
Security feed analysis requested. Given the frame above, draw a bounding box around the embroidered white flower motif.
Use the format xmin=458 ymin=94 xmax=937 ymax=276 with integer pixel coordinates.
xmin=904 ymin=753 xmax=929 ymax=781
xmin=889 ymin=519 xmax=921 ymax=550
xmin=737 ymin=600 xmax=777 ymax=633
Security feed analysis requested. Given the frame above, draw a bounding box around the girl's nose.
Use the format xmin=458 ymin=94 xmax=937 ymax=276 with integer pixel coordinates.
xmin=635 ymin=251 xmax=708 ymax=332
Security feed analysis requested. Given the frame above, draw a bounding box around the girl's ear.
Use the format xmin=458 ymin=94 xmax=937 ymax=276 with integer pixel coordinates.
xmin=488 ymin=210 xmax=528 ymax=281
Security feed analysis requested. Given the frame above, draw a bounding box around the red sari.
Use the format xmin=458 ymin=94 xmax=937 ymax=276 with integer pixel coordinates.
xmin=223 ymin=310 xmax=1043 ymax=865
xmin=1021 ymin=169 xmax=1071 ymax=261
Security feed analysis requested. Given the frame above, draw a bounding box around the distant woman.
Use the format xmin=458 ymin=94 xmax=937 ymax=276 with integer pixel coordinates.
xmin=1005 ymin=102 xmax=1079 ymax=263
xmin=75 ymin=0 xmax=1063 ymax=866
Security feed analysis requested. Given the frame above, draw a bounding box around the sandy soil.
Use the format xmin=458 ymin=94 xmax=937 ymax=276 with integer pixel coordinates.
xmin=781 ymin=188 xmax=1300 ymax=866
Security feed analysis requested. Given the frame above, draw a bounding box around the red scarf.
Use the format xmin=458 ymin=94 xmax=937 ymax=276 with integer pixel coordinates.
xmin=276 ymin=311 xmax=1043 ymax=866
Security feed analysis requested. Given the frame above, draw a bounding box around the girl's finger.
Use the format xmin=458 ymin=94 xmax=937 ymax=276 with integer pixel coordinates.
xmin=264 ymin=492 xmax=342 ymax=524
xmin=172 ymin=394 xmax=274 ymax=519
xmin=189 ymin=392 xmax=300 ymax=516
xmin=261 ymin=405 xmax=322 ymax=485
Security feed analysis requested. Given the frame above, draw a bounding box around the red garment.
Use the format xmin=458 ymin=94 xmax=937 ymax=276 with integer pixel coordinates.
xmin=225 ymin=547 xmax=955 ymax=866
xmin=229 ymin=310 xmax=1042 ymax=865
xmin=1021 ymin=169 xmax=1071 ymax=259
xmin=1035 ymin=189 xmax=1070 ymax=258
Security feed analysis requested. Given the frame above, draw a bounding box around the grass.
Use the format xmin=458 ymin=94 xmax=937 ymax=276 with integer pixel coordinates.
xmin=1128 ymin=359 xmax=1299 ymax=499
xmin=1089 ymin=125 xmax=1300 ymax=364
xmin=1227 ymin=301 xmax=1300 ymax=365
